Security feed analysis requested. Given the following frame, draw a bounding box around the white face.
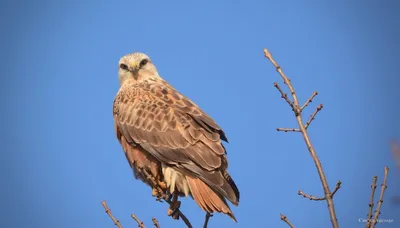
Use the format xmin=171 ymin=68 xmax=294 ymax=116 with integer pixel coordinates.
xmin=118 ymin=52 xmax=159 ymax=84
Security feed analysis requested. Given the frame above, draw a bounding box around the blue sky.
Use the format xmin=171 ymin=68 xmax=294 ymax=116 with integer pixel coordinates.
xmin=1 ymin=1 xmax=399 ymax=227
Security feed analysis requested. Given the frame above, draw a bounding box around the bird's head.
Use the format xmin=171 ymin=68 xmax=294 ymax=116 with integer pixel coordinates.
xmin=118 ymin=52 xmax=160 ymax=84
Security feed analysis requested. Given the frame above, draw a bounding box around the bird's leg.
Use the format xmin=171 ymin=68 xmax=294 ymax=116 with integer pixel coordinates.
xmin=139 ymin=167 xmax=165 ymax=201
xmin=156 ymin=179 xmax=167 ymax=192
xmin=152 ymin=174 xmax=168 ymax=201
xmin=151 ymin=187 xmax=161 ymax=199
xmin=167 ymin=191 xmax=181 ymax=219
xmin=152 ymin=184 xmax=166 ymax=202
xmin=166 ymin=192 xmax=173 ymax=201
xmin=155 ymin=171 xmax=167 ymax=193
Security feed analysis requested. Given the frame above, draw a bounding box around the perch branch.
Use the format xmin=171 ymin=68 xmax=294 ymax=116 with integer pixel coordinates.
xmin=131 ymin=214 xmax=145 ymax=228
xmin=152 ymin=218 xmax=160 ymax=228
xmin=203 ymin=213 xmax=213 ymax=228
xmin=370 ymin=166 xmax=389 ymax=228
xmin=366 ymin=176 xmax=378 ymax=228
xmin=164 ymin=198 xmax=191 ymax=227
xmin=141 ymin=168 xmax=193 ymax=228
xmin=301 ymin=91 xmax=318 ymax=110
xmin=264 ymin=48 xmax=339 ymax=228
xmin=280 ymin=214 xmax=295 ymax=228
xmin=101 ymin=200 xmax=123 ymax=228
xmin=298 ymin=181 xmax=341 ymax=201
xmin=304 ymin=104 xmax=323 ymax=129
xmin=276 ymin=128 xmax=300 ymax=132
xmin=274 ymin=82 xmax=294 ymax=110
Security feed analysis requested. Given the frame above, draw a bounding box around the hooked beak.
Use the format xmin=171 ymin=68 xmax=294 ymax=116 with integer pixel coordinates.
xmin=129 ymin=61 xmax=140 ymax=80
xmin=129 ymin=61 xmax=140 ymax=72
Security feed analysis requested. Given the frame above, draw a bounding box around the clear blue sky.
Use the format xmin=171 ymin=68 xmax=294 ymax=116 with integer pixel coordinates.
xmin=1 ymin=1 xmax=399 ymax=227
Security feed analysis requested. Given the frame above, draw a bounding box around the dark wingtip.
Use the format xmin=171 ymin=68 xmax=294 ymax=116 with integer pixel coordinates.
xmin=229 ymin=212 xmax=238 ymax=222
xmin=219 ymin=130 xmax=228 ymax=142
xmin=223 ymin=171 xmax=240 ymax=203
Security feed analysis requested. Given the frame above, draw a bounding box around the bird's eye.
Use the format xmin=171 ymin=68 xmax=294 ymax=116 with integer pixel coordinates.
xmin=140 ymin=59 xmax=149 ymax=67
xmin=119 ymin=63 xmax=128 ymax=70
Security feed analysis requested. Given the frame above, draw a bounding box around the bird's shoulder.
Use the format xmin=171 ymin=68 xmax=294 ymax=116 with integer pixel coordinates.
xmin=114 ymin=78 xmax=201 ymax=114
xmin=113 ymin=77 xmax=228 ymax=142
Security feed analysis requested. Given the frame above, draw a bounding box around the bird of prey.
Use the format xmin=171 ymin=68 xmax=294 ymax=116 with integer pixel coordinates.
xmin=113 ymin=52 xmax=240 ymax=221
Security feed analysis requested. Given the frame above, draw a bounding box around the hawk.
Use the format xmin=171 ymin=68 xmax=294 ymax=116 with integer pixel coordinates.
xmin=113 ymin=52 xmax=240 ymax=221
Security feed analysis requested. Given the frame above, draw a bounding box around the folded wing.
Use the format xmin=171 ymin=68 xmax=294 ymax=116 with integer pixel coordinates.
xmin=113 ymin=80 xmax=239 ymax=205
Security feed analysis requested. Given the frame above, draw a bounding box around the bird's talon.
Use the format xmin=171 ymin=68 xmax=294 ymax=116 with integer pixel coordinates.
xmin=168 ymin=200 xmax=181 ymax=216
xmin=157 ymin=180 xmax=167 ymax=190
xmin=172 ymin=211 xmax=180 ymax=220
xmin=166 ymin=193 xmax=173 ymax=201
xmin=152 ymin=188 xmax=158 ymax=197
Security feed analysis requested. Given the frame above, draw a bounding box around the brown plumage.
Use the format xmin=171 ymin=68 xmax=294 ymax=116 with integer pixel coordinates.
xmin=113 ymin=52 xmax=240 ymax=221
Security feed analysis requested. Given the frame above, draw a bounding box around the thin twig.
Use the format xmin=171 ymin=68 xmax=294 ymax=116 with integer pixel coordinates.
xmin=330 ymin=181 xmax=342 ymax=198
xmin=274 ymin=82 xmax=294 ymax=110
xmin=304 ymin=104 xmax=323 ymax=129
xmin=276 ymin=128 xmax=300 ymax=132
xmin=152 ymin=218 xmax=160 ymax=228
xmin=366 ymin=176 xmax=378 ymax=228
xmin=101 ymin=201 xmax=123 ymax=228
xmin=301 ymin=91 xmax=318 ymax=110
xmin=298 ymin=190 xmax=325 ymax=201
xmin=298 ymin=181 xmax=341 ymax=201
xmin=370 ymin=166 xmax=389 ymax=228
xmin=131 ymin=214 xmax=145 ymax=228
xmin=264 ymin=48 xmax=339 ymax=228
xmin=280 ymin=214 xmax=295 ymax=228
xmin=203 ymin=213 xmax=213 ymax=228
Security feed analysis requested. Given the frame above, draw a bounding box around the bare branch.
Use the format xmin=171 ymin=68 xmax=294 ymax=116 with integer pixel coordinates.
xmin=264 ymin=48 xmax=339 ymax=228
xmin=265 ymin=51 xmax=301 ymax=116
xmin=330 ymin=181 xmax=342 ymax=198
xmin=101 ymin=201 xmax=123 ymax=228
xmin=366 ymin=176 xmax=378 ymax=228
xmin=304 ymin=104 xmax=323 ymax=129
xmin=370 ymin=166 xmax=389 ymax=228
xmin=298 ymin=181 xmax=341 ymax=201
xmin=131 ymin=214 xmax=145 ymax=228
xmin=301 ymin=91 xmax=318 ymax=110
xmin=152 ymin=218 xmax=160 ymax=228
xmin=280 ymin=214 xmax=295 ymax=228
xmin=203 ymin=213 xmax=213 ymax=228
xmin=298 ymin=190 xmax=325 ymax=201
xmin=274 ymin=82 xmax=294 ymax=110
xmin=276 ymin=128 xmax=300 ymax=132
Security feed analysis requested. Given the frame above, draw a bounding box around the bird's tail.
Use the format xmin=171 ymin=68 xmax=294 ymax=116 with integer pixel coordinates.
xmin=186 ymin=175 xmax=237 ymax=222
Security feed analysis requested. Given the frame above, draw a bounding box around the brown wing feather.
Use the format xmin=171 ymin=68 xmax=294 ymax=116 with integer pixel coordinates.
xmin=116 ymin=121 xmax=160 ymax=185
xmin=186 ymin=175 xmax=237 ymax=222
xmin=113 ymin=79 xmax=239 ymax=204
